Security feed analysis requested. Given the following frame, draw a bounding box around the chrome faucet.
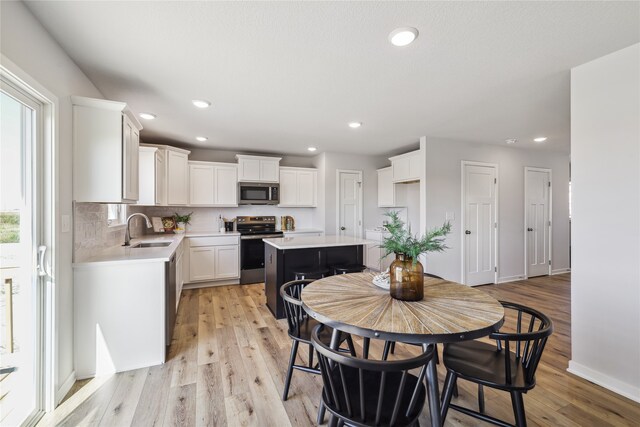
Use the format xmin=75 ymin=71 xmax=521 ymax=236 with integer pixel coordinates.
xmin=123 ymin=213 xmax=153 ymax=246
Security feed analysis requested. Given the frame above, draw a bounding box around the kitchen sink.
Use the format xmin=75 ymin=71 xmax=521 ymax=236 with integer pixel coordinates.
xmin=131 ymin=241 xmax=172 ymax=248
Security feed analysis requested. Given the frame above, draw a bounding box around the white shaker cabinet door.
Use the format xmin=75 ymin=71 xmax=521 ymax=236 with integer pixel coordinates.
xmin=238 ymin=157 xmax=261 ymax=182
xmin=377 ymin=167 xmax=396 ymax=207
xmin=279 ymin=169 xmax=297 ymax=206
xmin=189 ymin=163 xmax=215 ymax=205
xmin=167 ymin=151 xmax=189 ymax=205
xmin=214 ymin=245 xmax=240 ymax=279
xmin=296 ymin=170 xmax=316 ymax=206
xmin=189 ymin=247 xmax=216 ymax=281
xmin=259 ymin=159 xmax=280 ymax=182
xmin=213 ymin=165 xmax=238 ymax=206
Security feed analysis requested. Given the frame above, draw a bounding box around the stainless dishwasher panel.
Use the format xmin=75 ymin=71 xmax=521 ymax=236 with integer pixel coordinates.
xmin=166 ymin=254 xmax=177 ymax=346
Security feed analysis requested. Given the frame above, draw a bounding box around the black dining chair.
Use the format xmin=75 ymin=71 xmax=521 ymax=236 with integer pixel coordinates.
xmin=440 ymin=301 xmax=553 ymax=427
xmin=280 ymin=279 xmax=356 ymax=401
xmin=311 ymin=324 xmax=435 ymax=427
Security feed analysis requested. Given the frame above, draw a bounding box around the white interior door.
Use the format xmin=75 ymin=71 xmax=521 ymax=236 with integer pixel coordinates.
xmin=337 ymin=170 xmax=362 ymax=237
xmin=463 ymin=163 xmax=497 ymax=286
xmin=525 ymin=168 xmax=551 ymax=277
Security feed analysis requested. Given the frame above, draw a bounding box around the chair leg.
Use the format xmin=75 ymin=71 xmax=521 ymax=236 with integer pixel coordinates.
xmin=282 ymin=340 xmax=299 ymax=401
xmin=328 ymin=415 xmax=339 ymax=427
xmin=345 ymin=334 xmax=357 ymax=357
xmin=478 ymin=384 xmax=485 ymax=413
xmin=308 ymin=343 xmax=314 ymax=368
xmin=382 ymin=341 xmax=392 ymax=360
xmin=453 ymin=381 xmax=459 ymax=398
xmin=362 ymin=337 xmax=370 ymax=359
xmin=317 ymin=400 xmax=326 ymax=424
xmin=511 ymin=391 xmax=527 ymax=427
xmin=440 ymin=370 xmax=457 ymax=421
xmin=390 ymin=341 xmax=396 ymax=354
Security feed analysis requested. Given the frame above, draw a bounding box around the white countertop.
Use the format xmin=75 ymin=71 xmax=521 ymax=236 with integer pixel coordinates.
xmin=281 ymin=228 xmax=324 ymax=234
xmin=263 ymin=235 xmax=375 ymax=250
xmin=73 ymin=231 xmax=240 ymax=267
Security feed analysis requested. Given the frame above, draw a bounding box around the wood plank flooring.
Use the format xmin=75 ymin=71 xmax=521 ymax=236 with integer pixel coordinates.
xmin=38 ymin=274 xmax=640 ymax=426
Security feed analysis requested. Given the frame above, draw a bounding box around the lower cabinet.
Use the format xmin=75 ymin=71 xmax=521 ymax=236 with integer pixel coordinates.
xmin=365 ymin=230 xmax=394 ymax=272
xmin=187 ymin=236 xmax=240 ymax=283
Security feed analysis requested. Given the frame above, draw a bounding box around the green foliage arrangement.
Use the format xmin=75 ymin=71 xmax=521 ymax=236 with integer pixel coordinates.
xmin=381 ymin=211 xmax=451 ymax=263
xmin=173 ymin=212 xmax=193 ymax=225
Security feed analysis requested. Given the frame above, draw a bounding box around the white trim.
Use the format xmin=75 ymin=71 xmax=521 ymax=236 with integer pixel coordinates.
xmin=567 ymin=361 xmax=640 ymax=403
xmin=55 ymin=371 xmax=76 ymax=405
xmin=497 ymin=275 xmax=527 ymax=284
xmin=524 ymin=167 xmax=552 ymax=277
xmin=335 ymin=169 xmax=363 ymax=238
xmin=551 ymin=268 xmax=571 ymax=275
xmin=1 ymin=56 xmax=58 ymax=418
xmin=183 ymin=279 xmax=240 ymax=289
xmin=461 ymin=161 xmax=499 ymax=286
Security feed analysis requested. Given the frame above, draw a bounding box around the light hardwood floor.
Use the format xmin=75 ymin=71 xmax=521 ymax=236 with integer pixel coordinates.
xmin=38 ymin=274 xmax=640 ymax=426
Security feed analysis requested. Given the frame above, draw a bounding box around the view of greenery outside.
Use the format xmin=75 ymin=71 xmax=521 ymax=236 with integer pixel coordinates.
xmin=0 ymin=212 xmax=20 ymax=244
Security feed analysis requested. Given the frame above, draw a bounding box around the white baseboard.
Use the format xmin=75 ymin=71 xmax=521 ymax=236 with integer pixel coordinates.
xmin=56 ymin=370 xmax=76 ymax=405
xmin=551 ymin=268 xmax=571 ymax=275
xmin=183 ymin=279 xmax=240 ymax=289
xmin=567 ymin=360 xmax=640 ymax=403
xmin=497 ymin=275 xmax=526 ymax=284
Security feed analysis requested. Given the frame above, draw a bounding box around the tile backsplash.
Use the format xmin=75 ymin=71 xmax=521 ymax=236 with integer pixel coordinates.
xmin=73 ymin=203 xmax=144 ymax=262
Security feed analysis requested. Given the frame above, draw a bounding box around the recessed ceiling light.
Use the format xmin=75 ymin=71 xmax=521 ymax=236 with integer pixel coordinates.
xmin=139 ymin=112 xmax=156 ymax=120
xmin=389 ymin=27 xmax=419 ymax=47
xmin=534 ymin=137 xmax=548 ymax=143
xmin=195 ymin=136 xmax=208 ymax=142
xmin=192 ymin=100 xmax=211 ymax=109
xmin=307 ymin=147 xmax=317 ymax=152
xmin=506 ymin=138 xmax=517 ymax=144
xmin=348 ymin=122 xmax=362 ymax=129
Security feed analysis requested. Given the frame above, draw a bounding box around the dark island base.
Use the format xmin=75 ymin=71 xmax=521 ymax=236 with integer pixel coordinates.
xmin=265 ymin=244 xmax=364 ymax=319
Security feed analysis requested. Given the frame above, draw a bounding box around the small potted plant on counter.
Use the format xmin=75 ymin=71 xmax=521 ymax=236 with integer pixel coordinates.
xmin=173 ymin=212 xmax=193 ymax=234
xmin=381 ymin=211 xmax=451 ymax=301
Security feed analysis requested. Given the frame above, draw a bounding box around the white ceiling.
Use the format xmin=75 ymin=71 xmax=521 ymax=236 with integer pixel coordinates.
xmin=25 ymin=1 xmax=639 ymax=155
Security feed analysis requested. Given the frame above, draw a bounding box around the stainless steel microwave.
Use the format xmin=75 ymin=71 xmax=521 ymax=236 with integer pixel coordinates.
xmin=238 ymin=182 xmax=279 ymax=205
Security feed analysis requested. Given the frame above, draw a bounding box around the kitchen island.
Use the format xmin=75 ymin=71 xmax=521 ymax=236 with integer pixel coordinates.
xmin=263 ymin=235 xmax=374 ymax=319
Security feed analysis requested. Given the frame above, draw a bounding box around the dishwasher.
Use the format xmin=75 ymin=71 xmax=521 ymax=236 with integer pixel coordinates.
xmin=165 ymin=254 xmax=177 ymax=345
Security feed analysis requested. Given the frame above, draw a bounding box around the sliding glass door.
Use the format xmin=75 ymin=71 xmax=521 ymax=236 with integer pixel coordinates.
xmin=0 ymin=79 xmax=47 ymax=426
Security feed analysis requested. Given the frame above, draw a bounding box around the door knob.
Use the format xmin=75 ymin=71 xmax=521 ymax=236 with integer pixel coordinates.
xmin=465 ymin=230 xmax=471 ymax=235
xmin=340 ymin=226 xmax=346 ymax=231
xmin=527 ymin=228 xmax=533 ymax=232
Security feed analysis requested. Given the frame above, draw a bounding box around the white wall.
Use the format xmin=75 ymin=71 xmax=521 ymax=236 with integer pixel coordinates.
xmin=423 ymin=138 xmax=571 ymax=282
xmin=569 ymin=43 xmax=640 ymax=402
xmin=0 ymin=1 xmax=104 ymax=402
xmin=315 ymin=152 xmax=390 ymax=235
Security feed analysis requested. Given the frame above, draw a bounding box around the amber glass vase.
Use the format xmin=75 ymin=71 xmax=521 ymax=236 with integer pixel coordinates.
xmin=389 ymin=253 xmax=424 ymax=301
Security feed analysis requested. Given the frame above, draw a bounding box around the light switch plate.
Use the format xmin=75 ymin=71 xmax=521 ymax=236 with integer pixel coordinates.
xmin=61 ymin=214 xmax=71 ymax=233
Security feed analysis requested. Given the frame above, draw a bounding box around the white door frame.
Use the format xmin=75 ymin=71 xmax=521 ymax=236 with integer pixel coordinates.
xmin=461 ymin=161 xmax=499 ymax=286
xmin=524 ymin=167 xmax=552 ymax=278
xmin=335 ymin=169 xmax=363 ymax=238
xmin=1 ymin=57 xmax=57 ymax=421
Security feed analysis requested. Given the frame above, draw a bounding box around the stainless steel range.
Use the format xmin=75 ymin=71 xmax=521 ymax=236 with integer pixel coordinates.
xmin=237 ymin=216 xmax=284 ymax=284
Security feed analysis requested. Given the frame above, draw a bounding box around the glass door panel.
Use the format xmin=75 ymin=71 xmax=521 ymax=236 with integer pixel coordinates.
xmin=0 ymin=89 xmax=38 ymax=426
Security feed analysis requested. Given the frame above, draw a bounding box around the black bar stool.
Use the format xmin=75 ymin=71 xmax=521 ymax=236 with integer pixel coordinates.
xmin=332 ymin=264 xmax=366 ymax=275
xmin=293 ymin=269 xmax=329 ymax=280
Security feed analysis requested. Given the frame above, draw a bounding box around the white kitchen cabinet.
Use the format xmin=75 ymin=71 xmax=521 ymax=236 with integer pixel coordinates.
xmin=377 ymin=167 xmax=396 ymax=207
xmin=189 ymin=162 xmax=215 ymax=205
xmin=390 ymin=150 xmax=421 ymax=183
xmin=188 ymin=161 xmax=238 ymax=206
xmin=176 ymin=241 xmax=184 ymax=311
xmin=138 ymin=146 xmax=158 ymax=205
xmin=213 ymin=163 xmax=238 ymax=206
xmin=187 ymin=235 xmax=240 ymax=282
xmin=139 ymin=144 xmax=190 ymax=206
xmin=236 ymin=154 xmax=281 ymax=183
xmin=278 ymin=167 xmax=317 ymax=207
xmin=72 ymin=96 xmax=142 ymax=203
xmin=365 ymin=230 xmax=394 ymax=272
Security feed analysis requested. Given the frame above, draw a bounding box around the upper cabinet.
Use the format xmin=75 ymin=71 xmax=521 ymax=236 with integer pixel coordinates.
xmin=377 ymin=167 xmax=396 ymax=207
xmin=72 ymin=96 xmax=142 ymax=203
xmin=390 ymin=150 xmax=421 ymax=183
xmin=236 ymin=154 xmax=281 ymax=183
xmin=279 ymin=167 xmax=317 ymax=207
xmin=139 ymin=144 xmax=190 ymax=206
xmin=188 ymin=161 xmax=238 ymax=207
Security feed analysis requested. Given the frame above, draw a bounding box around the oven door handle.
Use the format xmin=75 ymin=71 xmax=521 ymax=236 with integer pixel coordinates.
xmin=240 ymin=234 xmax=283 ymax=240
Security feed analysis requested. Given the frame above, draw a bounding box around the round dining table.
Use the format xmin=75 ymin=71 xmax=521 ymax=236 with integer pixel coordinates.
xmin=301 ymin=272 xmax=505 ymax=427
